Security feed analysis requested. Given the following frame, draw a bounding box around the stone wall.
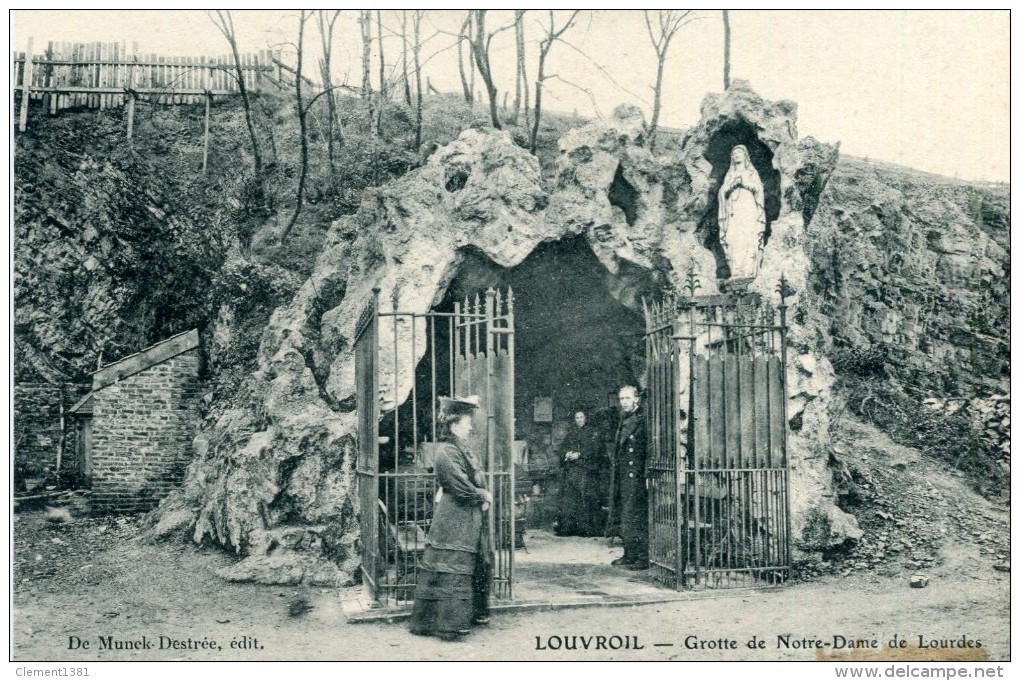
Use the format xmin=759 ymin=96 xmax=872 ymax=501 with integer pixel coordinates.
xmin=14 ymin=382 xmax=67 ymax=478
xmin=90 ymin=349 xmax=202 ymax=514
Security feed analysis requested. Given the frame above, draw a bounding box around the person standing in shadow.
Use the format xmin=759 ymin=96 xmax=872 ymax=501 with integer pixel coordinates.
xmin=556 ymin=410 xmax=604 ymax=537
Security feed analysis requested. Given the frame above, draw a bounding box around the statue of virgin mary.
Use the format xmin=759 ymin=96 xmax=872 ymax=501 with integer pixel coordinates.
xmin=718 ymin=145 xmax=767 ymax=282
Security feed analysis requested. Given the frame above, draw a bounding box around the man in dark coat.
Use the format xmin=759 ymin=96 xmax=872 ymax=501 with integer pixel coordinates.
xmin=609 ymin=385 xmax=649 ymax=570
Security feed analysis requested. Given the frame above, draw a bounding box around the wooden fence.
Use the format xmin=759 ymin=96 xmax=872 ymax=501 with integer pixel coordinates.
xmin=13 ymin=38 xmax=281 ymax=133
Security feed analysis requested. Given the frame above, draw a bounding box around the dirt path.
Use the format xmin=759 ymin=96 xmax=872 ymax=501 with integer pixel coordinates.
xmin=12 ymin=516 xmax=1009 ymax=662
xmin=12 ymin=419 xmax=1011 ymax=662
xmin=11 ymin=533 xmax=1009 ymax=662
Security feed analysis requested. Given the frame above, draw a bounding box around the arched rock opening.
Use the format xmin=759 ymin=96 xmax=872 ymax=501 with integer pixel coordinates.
xmin=699 ymin=119 xmax=782 ymax=279
xmin=380 ymin=235 xmax=654 ymax=484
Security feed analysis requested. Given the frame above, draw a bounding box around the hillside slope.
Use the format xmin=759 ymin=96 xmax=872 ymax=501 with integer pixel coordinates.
xmin=807 ymin=156 xmax=1009 ymax=396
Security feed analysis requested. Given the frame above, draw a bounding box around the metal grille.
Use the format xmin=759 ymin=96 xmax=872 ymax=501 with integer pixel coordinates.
xmin=356 ymin=287 xmax=516 ymax=607
xmin=644 ymin=297 xmax=682 ymax=588
xmin=644 ymin=285 xmax=791 ymax=590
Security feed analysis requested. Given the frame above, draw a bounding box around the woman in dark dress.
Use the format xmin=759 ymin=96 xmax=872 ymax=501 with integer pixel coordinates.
xmin=410 ymin=395 xmax=492 ymax=641
xmin=557 ymin=410 xmax=605 ymax=537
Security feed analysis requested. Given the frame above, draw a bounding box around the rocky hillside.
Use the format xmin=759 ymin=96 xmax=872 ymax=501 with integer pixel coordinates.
xmin=806 ymin=157 xmax=1009 ymax=396
xmin=13 ymin=106 xmax=236 ymax=384
xmin=805 ymin=157 xmax=1009 ymax=499
xmin=12 ymin=91 xmax=578 ymax=389
xmin=14 ymin=82 xmax=1009 ymax=587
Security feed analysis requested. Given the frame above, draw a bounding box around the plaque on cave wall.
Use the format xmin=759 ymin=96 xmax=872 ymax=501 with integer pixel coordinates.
xmin=533 ymin=396 xmax=553 ymax=423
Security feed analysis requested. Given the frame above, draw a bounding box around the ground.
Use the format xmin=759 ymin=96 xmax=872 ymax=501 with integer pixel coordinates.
xmin=11 ymin=417 xmax=1010 ymax=662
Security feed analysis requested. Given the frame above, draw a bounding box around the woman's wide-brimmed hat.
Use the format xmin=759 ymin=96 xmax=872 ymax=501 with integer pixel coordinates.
xmin=438 ymin=395 xmax=481 ymax=420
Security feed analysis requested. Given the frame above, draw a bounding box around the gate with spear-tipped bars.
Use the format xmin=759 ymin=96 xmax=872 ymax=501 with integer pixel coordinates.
xmin=643 ymin=284 xmax=792 ymax=589
xmin=355 ymin=287 xmax=515 ymax=607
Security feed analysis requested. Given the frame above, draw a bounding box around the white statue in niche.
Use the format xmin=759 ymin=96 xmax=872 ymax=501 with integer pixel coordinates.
xmin=718 ymin=144 xmax=767 ymax=283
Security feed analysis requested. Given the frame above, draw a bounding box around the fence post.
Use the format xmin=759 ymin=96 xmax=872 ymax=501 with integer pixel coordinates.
xmin=202 ymin=57 xmax=215 ymax=173
xmin=125 ymin=45 xmax=137 ymax=140
xmin=45 ymin=40 xmax=54 ymax=114
xmin=18 ymin=37 xmax=34 ymax=132
xmin=203 ymin=93 xmax=211 ymax=174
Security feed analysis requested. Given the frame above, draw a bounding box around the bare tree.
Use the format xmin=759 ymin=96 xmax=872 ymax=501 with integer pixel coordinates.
xmin=469 ymin=37 xmax=476 ymax=102
xmin=644 ymin=10 xmax=696 ymax=151
xmin=412 ymin=10 xmax=424 ymax=150
xmin=359 ymin=10 xmax=373 ymax=111
xmin=400 ymin=11 xmax=412 ymax=106
xmin=281 ymin=10 xmax=311 ymax=239
xmin=723 ymin=10 xmax=731 ymax=90
xmin=456 ymin=13 xmax=473 ymax=104
xmin=512 ymin=10 xmax=527 ymax=125
xmin=208 ymin=10 xmax=262 ymax=177
xmin=530 ymin=10 xmax=580 ymax=153
xmin=317 ymin=10 xmax=342 ymax=186
xmin=376 ymin=9 xmax=387 ymax=100
xmin=469 ymin=10 xmax=517 ymax=130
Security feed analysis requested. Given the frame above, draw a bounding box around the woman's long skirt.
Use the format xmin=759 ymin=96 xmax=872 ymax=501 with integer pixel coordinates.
xmin=558 ymin=466 xmax=605 ymax=537
xmin=409 ymin=545 xmax=490 ymax=637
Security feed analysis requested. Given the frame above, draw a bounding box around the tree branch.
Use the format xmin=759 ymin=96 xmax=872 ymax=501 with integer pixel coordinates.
xmin=558 ymin=38 xmax=648 ymax=106
xmin=544 ymin=73 xmax=604 ymax=119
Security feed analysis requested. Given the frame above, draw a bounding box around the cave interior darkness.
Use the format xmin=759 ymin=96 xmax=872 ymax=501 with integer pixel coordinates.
xmin=381 ymin=235 xmax=659 ymax=531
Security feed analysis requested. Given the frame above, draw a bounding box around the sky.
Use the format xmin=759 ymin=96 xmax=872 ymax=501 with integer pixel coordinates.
xmin=9 ymin=9 xmax=1011 ymax=182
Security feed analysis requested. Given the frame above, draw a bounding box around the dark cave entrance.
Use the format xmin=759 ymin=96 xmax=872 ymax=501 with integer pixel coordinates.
xmin=368 ymin=236 xmax=678 ymax=603
xmin=441 ymin=235 xmax=652 ymax=479
xmin=699 ymin=119 xmax=782 ymax=280
xmin=389 ymin=236 xmax=656 ymax=531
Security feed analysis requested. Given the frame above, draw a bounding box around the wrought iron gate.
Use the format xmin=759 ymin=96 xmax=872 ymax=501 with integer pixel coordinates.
xmin=644 ymin=285 xmax=791 ymax=589
xmin=355 ymin=287 xmax=515 ymax=606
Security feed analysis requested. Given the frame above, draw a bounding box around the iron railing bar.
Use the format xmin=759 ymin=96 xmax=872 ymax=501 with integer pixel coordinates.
xmin=690 ymin=308 xmax=700 ymax=587
xmin=647 ymin=323 xmax=656 ymax=573
xmin=707 ymin=322 xmax=717 ymax=580
xmin=664 ymin=334 xmax=669 ymax=581
xmin=779 ymin=302 xmax=793 ymax=571
xmin=430 ymin=315 xmax=437 ymax=444
xmin=776 ymin=472 xmax=784 ymax=579
xmin=684 ymin=467 xmax=788 ymax=473
xmin=768 ymin=469 xmax=776 ymax=574
xmin=381 ymin=477 xmax=390 ymax=605
xmin=412 ymin=315 xmax=418 ymax=458
xmin=404 ymin=472 xmax=411 ymax=599
xmin=694 ymin=322 xmax=785 ymax=330
xmin=377 ymin=311 xmax=487 ymax=319
xmin=506 ymin=292 xmax=516 ymax=600
xmin=730 ymin=480 xmax=738 ymax=586
xmin=469 ymin=294 xmax=476 ymax=363
xmin=484 ymin=289 xmax=497 ymax=595
xmin=454 ymin=318 xmax=490 ymax=332
xmin=450 ymin=311 xmax=456 ymax=392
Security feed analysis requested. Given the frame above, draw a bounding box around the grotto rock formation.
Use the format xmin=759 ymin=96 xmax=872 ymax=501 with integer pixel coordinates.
xmin=149 ymin=81 xmax=858 ymax=583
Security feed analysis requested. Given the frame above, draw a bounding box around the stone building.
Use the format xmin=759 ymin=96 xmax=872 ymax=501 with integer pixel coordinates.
xmin=69 ymin=329 xmax=202 ymax=514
